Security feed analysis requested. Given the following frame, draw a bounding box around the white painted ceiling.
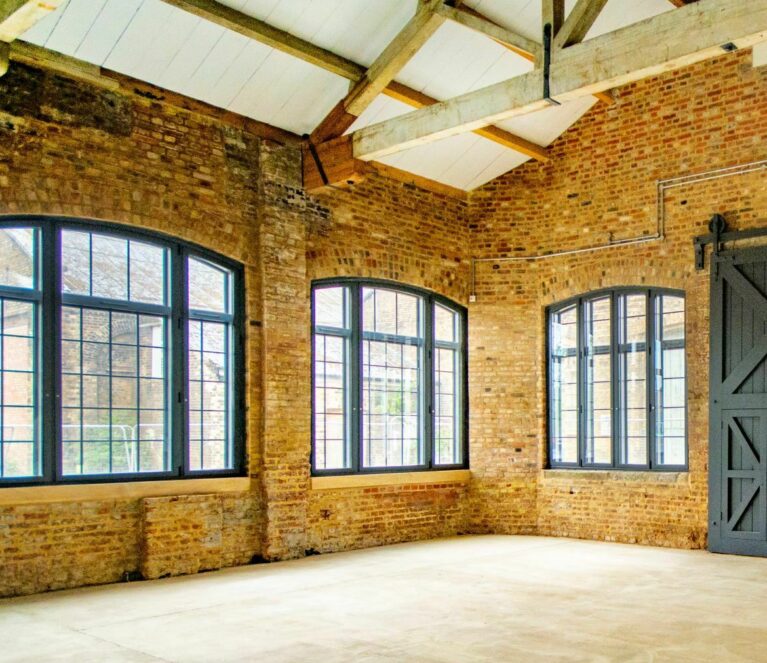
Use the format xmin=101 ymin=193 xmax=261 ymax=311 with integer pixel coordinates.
xmin=21 ymin=0 xmax=675 ymax=191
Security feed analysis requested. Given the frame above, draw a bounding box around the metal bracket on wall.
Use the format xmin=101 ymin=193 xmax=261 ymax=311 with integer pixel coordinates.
xmin=542 ymin=23 xmax=560 ymax=106
xmin=303 ymin=134 xmax=329 ymax=187
xmin=693 ymin=213 xmax=767 ymax=270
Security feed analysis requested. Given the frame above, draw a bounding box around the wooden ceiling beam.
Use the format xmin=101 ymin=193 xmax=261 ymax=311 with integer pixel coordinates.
xmin=344 ymin=0 xmax=444 ymax=117
xmin=352 ymin=0 xmax=767 ymax=160
xmin=160 ymin=0 xmax=365 ymax=80
xmin=554 ymin=0 xmax=610 ymax=48
xmin=0 ymin=0 xmax=65 ymax=43
xmin=382 ymin=82 xmax=549 ymax=162
xmin=542 ymin=0 xmax=565 ymax=38
xmin=311 ymin=6 xmax=549 ymax=162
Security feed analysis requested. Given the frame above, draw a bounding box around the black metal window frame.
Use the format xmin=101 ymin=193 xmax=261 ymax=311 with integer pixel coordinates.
xmin=311 ymin=277 xmax=469 ymax=476
xmin=546 ymin=287 xmax=688 ymax=472
xmin=0 ymin=216 xmax=245 ymax=487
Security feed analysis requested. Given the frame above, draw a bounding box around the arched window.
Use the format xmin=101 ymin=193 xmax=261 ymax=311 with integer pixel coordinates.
xmin=0 ymin=219 xmax=243 ymax=485
xmin=312 ymin=279 xmax=468 ymax=474
xmin=548 ymin=288 xmax=686 ymax=470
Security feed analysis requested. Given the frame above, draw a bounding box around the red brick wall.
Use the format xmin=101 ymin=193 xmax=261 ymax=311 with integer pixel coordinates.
xmin=0 ymin=63 xmax=268 ymax=595
xmin=468 ymin=51 xmax=767 ymax=548
xmin=2 ymin=48 xmax=766 ymax=598
xmin=0 ymin=63 xmax=474 ymax=595
xmin=305 ymin=176 xmax=472 ymax=550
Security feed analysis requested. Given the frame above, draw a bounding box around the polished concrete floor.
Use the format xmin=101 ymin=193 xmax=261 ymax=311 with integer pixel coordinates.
xmin=3 ymin=535 xmax=767 ymax=662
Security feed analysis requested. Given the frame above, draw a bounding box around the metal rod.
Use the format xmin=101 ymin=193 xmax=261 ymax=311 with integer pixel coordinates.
xmin=469 ymin=158 xmax=767 ymax=300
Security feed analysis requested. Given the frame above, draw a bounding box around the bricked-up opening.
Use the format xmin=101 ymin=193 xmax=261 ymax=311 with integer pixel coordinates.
xmin=311 ymin=279 xmax=468 ymax=476
xmin=548 ymin=288 xmax=687 ymax=471
xmin=0 ymin=218 xmax=245 ymax=486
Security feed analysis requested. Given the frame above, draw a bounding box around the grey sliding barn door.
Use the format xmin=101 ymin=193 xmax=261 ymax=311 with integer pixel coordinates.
xmin=710 ymin=246 xmax=767 ymax=556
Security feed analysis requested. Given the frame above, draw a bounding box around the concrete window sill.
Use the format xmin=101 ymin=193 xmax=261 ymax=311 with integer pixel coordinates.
xmin=0 ymin=477 xmax=254 ymax=505
xmin=540 ymin=469 xmax=689 ymax=484
xmin=311 ymin=469 xmax=471 ymax=491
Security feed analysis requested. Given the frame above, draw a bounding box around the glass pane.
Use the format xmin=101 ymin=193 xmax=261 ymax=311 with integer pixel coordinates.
xmin=313 ymin=333 xmax=350 ymax=470
xmin=189 ymin=257 xmax=229 ymax=314
xmin=188 ymin=319 xmax=233 ymax=470
xmin=62 ymin=230 xmax=90 ymax=295
xmin=1 ymin=298 xmax=40 ymax=478
xmin=585 ymin=297 xmax=611 ymax=464
xmin=92 ymin=234 xmax=128 ymax=300
xmin=360 ymin=286 xmax=426 ymax=467
xmin=435 ymin=346 xmax=462 ymax=465
xmin=396 ymin=292 xmax=419 ymax=337
xmin=129 ymin=240 xmax=166 ymax=305
xmin=0 ymin=228 xmax=36 ymax=290
xmin=550 ymin=305 xmax=578 ymax=464
xmin=362 ymin=287 xmax=423 ymax=339
xmin=656 ymin=295 xmax=686 ymax=466
xmin=618 ymin=294 xmax=647 ymax=465
xmin=61 ymin=306 xmax=169 ymax=476
xmin=314 ymin=286 xmax=349 ymax=330
xmin=435 ymin=303 xmax=458 ymax=343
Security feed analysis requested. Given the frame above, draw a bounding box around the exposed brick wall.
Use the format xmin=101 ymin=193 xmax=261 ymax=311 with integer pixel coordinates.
xmin=308 ymin=482 xmax=469 ymax=553
xmin=141 ymin=492 xmax=260 ymax=579
xmin=0 ymin=62 xmax=475 ymax=596
xmin=305 ymin=176 xmax=472 ymax=551
xmin=468 ymin=51 xmax=767 ymax=548
xmin=0 ymin=63 xmax=266 ymax=596
xmin=2 ymin=47 xmax=766 ymax=598
xmin=0 ymin=499 xmax=139 ymax=597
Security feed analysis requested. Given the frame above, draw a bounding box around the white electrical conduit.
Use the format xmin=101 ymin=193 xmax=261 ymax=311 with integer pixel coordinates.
xmin=469 ymin=158 xmax=767 ymax=301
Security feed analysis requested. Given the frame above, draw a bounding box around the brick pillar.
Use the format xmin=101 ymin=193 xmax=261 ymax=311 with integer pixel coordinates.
xmin=257 ymin=143 xmax=312 ymax=559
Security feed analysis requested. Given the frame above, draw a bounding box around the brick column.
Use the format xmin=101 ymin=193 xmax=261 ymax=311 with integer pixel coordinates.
xmin=257 ymin=143 xmax=312 ymax=559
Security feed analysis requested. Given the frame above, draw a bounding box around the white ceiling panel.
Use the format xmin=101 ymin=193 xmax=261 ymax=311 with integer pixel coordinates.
xmin=496 ymin=96 xmax=598 ymax=146
xmin=182 ymin=31 xmax=255 ymax=105
xmin=227 ymin=50 xmax=347 ymax=134
xmin=74 ymin=1 xmax=144 ymax=65
xmin=349 ymin=96 xmax=413 ymax=134
xmin=377 ymin=133 xmax=527 ymax=191
xmin=222 ymin=0 xmax=417 ymax=67
xmin=42 ymin=0 xmax=108 ymax=55
xmin=397 ymin=20 xmax=532 ymax=102
xmin=466 ymin=0 xmax=673 ymax=43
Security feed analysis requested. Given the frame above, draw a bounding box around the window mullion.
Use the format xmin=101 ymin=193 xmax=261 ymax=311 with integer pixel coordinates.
xmin=45 ymin=223 xmax=60 ymax=482
xmin=424 ymin=297 xmax=434 ymax=468
xmin=612 ymin=293 xmax=619 ymax=469
xmin=172 ymin=245 xmax=186 ymax=477
xmin=350 ymin=283 xmax=362 ymax=473
xmin=648 ymin=290 xmax=657 ymax=469
xmin=577 ymin=298 xmax=585 ymax=468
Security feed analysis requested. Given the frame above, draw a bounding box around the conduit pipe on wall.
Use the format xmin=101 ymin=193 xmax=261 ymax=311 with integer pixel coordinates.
xmin=469 ymin=158 xmax=767 ymax=301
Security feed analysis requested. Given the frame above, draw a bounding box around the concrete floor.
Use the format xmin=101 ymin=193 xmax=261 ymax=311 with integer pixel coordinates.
xmin=3 ymin=536 xmax=767 ymax=662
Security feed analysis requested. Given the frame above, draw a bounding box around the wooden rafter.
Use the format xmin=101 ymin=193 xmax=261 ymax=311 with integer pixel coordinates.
xmin=351 ymin=0 xmax=767 ymax=160
xmin=310 ymin=0 xmax=549 ymax=164
xmin=311 ymin=0 xmax=445 ymax=143
xmin=382 ymin=82 xmax=549 ymax=162
xmin=542 ymin=0 xmax=565 ymax=38
xmin=554 ymin=0 xmax=610 ymax=48
xmin=344 ymin=0 xmax=444 ymax=117
xmin=160 ymin=0 xmax=365 ymax=80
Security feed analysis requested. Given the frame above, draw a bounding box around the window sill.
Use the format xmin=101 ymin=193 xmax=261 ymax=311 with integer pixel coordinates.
xmin=0 ymin=477 xmax=254 ymax=505
xmin=540 ymin=469 xmax=689 ymax=484
xmin=311 ymin=469 xmax=471 ymax=491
